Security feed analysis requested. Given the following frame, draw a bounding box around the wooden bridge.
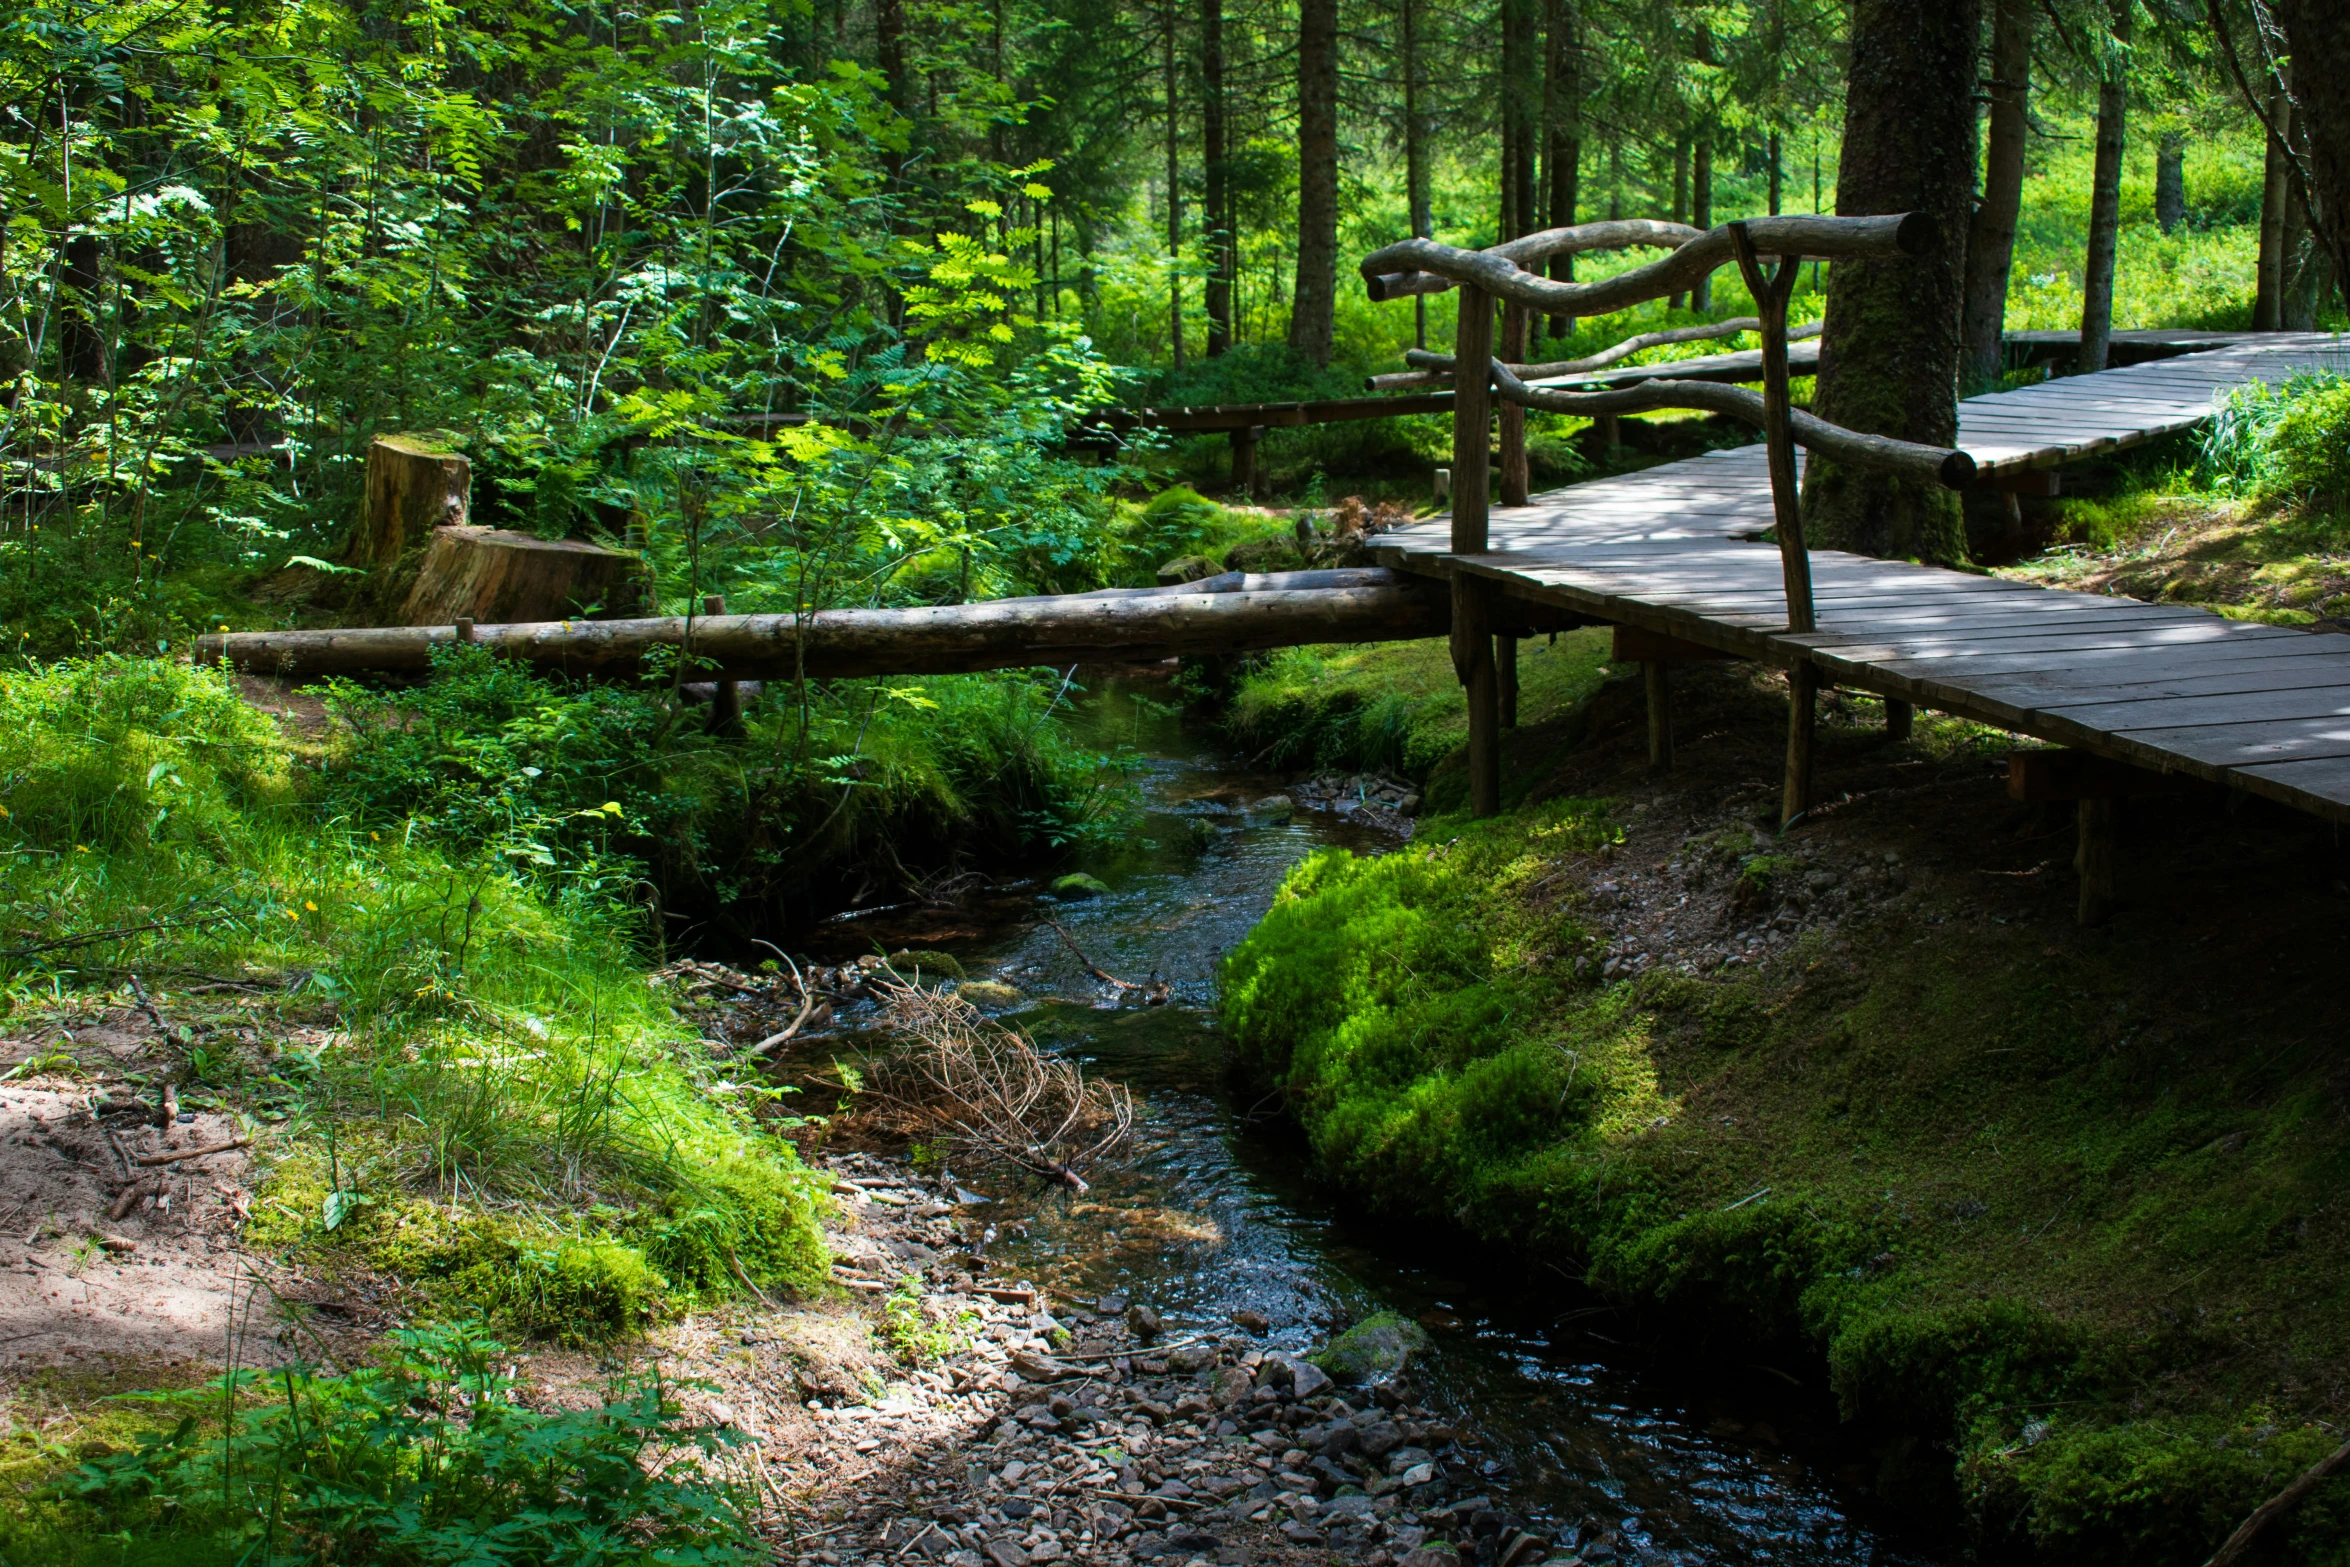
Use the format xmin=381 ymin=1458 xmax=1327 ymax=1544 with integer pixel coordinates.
xmin=1376 ymin=328 xmax=2350 ymax=918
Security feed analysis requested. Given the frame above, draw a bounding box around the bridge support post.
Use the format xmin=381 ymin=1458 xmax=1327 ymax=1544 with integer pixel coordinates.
xmin=1645 ymin=661 xmax=1673 ymax=770
xmin=2076 ymin=798 xmax=2116 ymax=926
xmin=702 ymin=595 xmax=744 ymax=736
xmin=1451 ymin=284 xmax=1501 ymax=816
xmin=1498 ymin=635 xmax=1519 ymax=728
xmin=1782 ymin=662 xmax=1817 ymax=827
xmin=1229 ymin=425 xmax=1263 ymax=498
xmin=1885 ymin=698 xmax=1914 ymax=741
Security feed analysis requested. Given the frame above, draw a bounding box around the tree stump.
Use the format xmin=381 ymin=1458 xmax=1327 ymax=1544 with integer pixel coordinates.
xmin=398 ymin=526 xmax=643 ymax=626
xmin=352 ymin=434 xmax=470 ymax=568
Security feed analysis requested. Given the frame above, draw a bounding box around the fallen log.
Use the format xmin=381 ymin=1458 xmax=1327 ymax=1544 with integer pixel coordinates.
xmin=194 ymin=581 xmax=1467 ymax=682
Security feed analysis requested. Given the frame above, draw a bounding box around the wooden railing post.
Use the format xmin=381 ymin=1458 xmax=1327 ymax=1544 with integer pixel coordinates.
xmin=1729 ymin=221 xmax=1818 ymax=825
xmin=1450 ymin=284 xmax=1502 ymax=817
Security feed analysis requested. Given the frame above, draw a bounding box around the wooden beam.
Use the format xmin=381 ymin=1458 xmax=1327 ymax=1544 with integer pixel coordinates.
xmin=2076 ymin=798 xmax=2117 ymax=926
xmin=1613 ymin=624 xmax=1736 ymax=663
xmin=1499 ymin=304 xmax=1530 ymax=507
xmin=2007 ymin=748 xmax=2198 ymax=802
xmin=1783 ymin=663 xmax=1818 ymax=826
xmin=704 ymin=594 xmax=743 ymax=736
xmin=1884 ymin=698 xmax=1914 ymax=741
xmin=1498 ymin=635 xmax=1519 ymax=728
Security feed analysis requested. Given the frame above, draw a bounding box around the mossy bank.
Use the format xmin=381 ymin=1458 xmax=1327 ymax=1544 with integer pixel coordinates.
xmin=1217 ymin=648 xmax=2350 ymax=1565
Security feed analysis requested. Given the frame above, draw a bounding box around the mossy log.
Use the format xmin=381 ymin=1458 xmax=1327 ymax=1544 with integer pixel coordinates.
xmin=350 ymin=434 xmax=470 ymax=568
xmin=194 ymin=578 xmax=1555 ymax=682
xmin=398 ymin=526 xmax=644 ymax=626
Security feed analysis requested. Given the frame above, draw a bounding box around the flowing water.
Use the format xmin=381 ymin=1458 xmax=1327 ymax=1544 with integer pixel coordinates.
xmin=802 ymin=681 xmax=1937 ymax=1567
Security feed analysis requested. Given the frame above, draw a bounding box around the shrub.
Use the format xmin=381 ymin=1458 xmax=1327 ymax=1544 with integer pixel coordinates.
xmin=20 ymin=1320 xmax=757 ymax=1566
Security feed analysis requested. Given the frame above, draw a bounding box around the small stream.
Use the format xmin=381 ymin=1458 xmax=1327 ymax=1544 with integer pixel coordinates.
xmin=800 ymin=681 xmax=1937 ymax=1567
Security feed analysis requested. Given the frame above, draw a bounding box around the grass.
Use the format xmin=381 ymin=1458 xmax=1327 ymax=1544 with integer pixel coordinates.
xmin=0 ymin=655 xmax=831 ymax=1338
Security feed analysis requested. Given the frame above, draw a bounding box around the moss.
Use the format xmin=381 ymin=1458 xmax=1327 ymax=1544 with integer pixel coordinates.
xmin=1220 ymin=803 xmax=2350 ymax=1563
xmin=1312 ymin=1313 xmax=1431 ymax=1384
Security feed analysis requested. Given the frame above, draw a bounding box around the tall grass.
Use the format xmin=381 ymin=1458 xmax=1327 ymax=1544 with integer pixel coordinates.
xmin=0 ymin=656 xmax=828 ymax=1336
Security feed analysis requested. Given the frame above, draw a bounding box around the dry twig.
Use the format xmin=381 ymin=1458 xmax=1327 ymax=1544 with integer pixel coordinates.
xmin=861 ymin=985 xmax=1134 ymax=1191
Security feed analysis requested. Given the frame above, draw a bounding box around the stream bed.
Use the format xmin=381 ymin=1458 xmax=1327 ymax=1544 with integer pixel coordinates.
xmin=802 ymin=683 xmax=1937 ymax=1567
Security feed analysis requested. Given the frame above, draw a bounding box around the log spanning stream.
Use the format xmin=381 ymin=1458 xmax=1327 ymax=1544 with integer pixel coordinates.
xmin=799 ymin=681 xmax=1937 ymax=1567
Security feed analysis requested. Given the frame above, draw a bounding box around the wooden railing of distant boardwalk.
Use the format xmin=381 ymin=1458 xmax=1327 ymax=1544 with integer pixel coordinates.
xmin=1352 ymin=212 xmax=1973 ymax=822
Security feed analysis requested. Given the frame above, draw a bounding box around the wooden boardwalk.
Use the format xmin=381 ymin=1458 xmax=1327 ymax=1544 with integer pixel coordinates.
xmin=1373 ymin=332 xmax=2350 ymax=823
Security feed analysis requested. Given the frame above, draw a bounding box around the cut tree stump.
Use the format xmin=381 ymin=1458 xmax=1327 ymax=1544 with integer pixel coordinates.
xmin=351 ymin=434 xmax=470 ymax=568
xmin=398 ymin=527 xmax=643 ymax=626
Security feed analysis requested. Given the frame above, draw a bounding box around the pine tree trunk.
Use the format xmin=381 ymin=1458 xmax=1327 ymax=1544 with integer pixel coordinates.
xmin=1801 ymin=0 xmax=1982 ymax=565
xmin=1288 ymin=0 xmax=1340 ymax=365
xmin=2282 ymin=148 xmax=2324 ymax=330
xmin=2272 ymin=0 xmax=2350 ymax=303
xmin=1203 ymin=0 xmax=1230 ymax=356
xmin=351 ymin=434 xmax=470 ymax=568
xmin=2255 ymin=84 xmax=2292 ymax=330
xmin=1959 ymin=0 xmax=2031 ymax=394
xmin=2155 ymin=131 xmax=2186 ymax=232
xmin=1768 ymin=130 xmax=1782 ymax=215
xmin=1164 ymin=8 xmax=1185 ymax=370
xmin=1543 ymin=0 xmax=1581 ymax=338
xmin=2075 ymin=0 xmax=2131 ymax=375
xmin=1404 ymin=0 xmax=1430 ymax=347
xmin=1691 ymin=135 xmax=1714 ymax=310
xmin=1668 ymin=135 xmax=1690 ymax=308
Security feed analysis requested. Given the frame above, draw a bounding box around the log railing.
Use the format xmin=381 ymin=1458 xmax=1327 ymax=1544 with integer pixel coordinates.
xmin=1358 ymin=211 xmax=1961 ymax=822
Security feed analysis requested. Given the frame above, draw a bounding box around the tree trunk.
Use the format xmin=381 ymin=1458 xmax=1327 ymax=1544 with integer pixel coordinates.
xmin=878 ymin=0 xmax=911 ymax=185
xmin=2255 ymin=84 xmax=2292 ymax=330
xmin=350 ymin=434 xmax=470 ymax=568
xmin=1801 ymin=0 xmax=1982 ymax=565
xmin=1668 ymin=135 xmax=1690 ymax=308
xmin=1164 ymin=6 xmax=1185 ymax=370
xmin=1203 ymin=0 xmax=1230 ymax=356
xmin=1768 ymin=130 xmax=1782 ymax=215
xmin=204 ymin=580 xmax=1468 ymax=683
xmin=2282 ymin=157 xmax=2325 ymax=330
xmin=399 ymin=528 xmax=645 ymax=626
xmin=1543 ymin=0 xmax=1581 ymax=338
xmin=1509 ymin=0 xmax=1538 ymax=244
xmin=1404 ymin=0 xmax=1430 ymax=347
xmin=1691 ymin=135 xmax=1714 ymax=310
xmin=1289 ymin=0 xmax=1340 ymax=365
xmin=2155 ymin=130 xmax=2186 ymax=231
xmin=1959 ymin=0 xmax=2031 ymax=393
xmin=2075 ymin=0 xmax=2131 ymax=375
xmin=2272 ymin=0 xmax=2350 ymax=303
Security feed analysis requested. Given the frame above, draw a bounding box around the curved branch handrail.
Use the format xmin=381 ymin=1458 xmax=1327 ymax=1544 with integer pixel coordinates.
xmin=1484 ymin=359 xmax=1976 ymax=491
xmin=1362 ymin=218 xmax=1701 ymax=302
xmin=1369 ymin=317 xmax=1824 ymax=391
xmin=1361 ymin=213 xmax=1935 ymax=318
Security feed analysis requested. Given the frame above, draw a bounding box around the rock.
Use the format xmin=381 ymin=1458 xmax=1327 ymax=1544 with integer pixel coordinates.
xmin=1165 ymin=1529 xmax=1222 ymax=1554
xmin=1396 ymin=793 xmax=1423 ymax=817
xmin=1050 ymin=872 xmax=1112 ymax=901
xmin=1230 ymin=1308 xmax=1273 ymax=1333
xmin=1223 ymin=536 xmax=1305 ymax=574
xmin=1280 ymin=1521 xmax=1327 ymax=1547
xmin=1287 ymin=1357 xmax=1333 ymax=1401
xmin=1312 ymin=1314 xmax=1432 ymax=1384
xmin=1386 ymin=1447 xmax=1433 ymax=1475
xmin=1166 ymin=1344 xmax=1214 ymax=1374
xmin=1396 ymin=1463 xmax=1435 ymax=1488
xmin=1211 ymin=1366 xmax=1255 ymax=1406
xmin=1157 ymin=555 xmax=1219 ymax=586
xmin=1358 ymin=1421 xmax=1404 ymax=1458
xmin=955 ymin=980 xmax=1024 ymax=1008
xmin=1127 ymin=1303 xmax=1164 ymax=1339
xmin=1011 ymin=1349 xmax=1073 ymax=1382
xmin=986 ymin=1543 xmax=1031 ymax=1567
xmin=885 ymin=948 xmax=968 ymax=981
xmin=1243 ymin=796 xmax=1293 ymax=827
xmin=1398 ymin=1550 xmax=1460 ymax=1567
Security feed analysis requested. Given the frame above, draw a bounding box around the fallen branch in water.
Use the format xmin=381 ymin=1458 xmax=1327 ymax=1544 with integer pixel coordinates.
xmin=1042 ymin=919 xmax=1170 ymax=1005
xmin=861 ymin=984 xmax=1134 ymax=1191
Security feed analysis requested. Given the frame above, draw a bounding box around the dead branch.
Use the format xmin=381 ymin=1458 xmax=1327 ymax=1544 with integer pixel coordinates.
xmin=2201 ymin=1434 xmax=2350 ymax=1567
xmin=860 ymin=986 xmax=1135 ymax=1191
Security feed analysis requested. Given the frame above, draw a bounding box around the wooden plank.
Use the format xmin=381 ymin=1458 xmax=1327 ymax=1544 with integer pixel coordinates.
xmin=2032 ymin=684 xmax=2350 ymax=732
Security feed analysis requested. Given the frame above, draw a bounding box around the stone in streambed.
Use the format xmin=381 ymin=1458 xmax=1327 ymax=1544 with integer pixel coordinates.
xmin=1126 ymin=1303 xmax=1164 ymax=1339
xmin=956 ymin=980 xmax=1024 ymax=1008
xmin=1049 ymin=872 xmax=1112 ymax=901
xmin=1312 ymin=1312 xmax=1431 ymax=1384
xmin=1243 ymin=796 xmax=1293 ymax=826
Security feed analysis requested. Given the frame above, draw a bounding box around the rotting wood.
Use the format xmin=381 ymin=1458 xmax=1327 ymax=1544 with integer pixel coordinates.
xmin=2201 ymin=1435 xmax=2350 ymax=1567
xmin=196 ymin=582 xmax=1454 ymax=682
xmin=350 ymin=434 xmax=469 ymax=569
xmin=133 ymin=1135 xmax=251 ymax=1167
